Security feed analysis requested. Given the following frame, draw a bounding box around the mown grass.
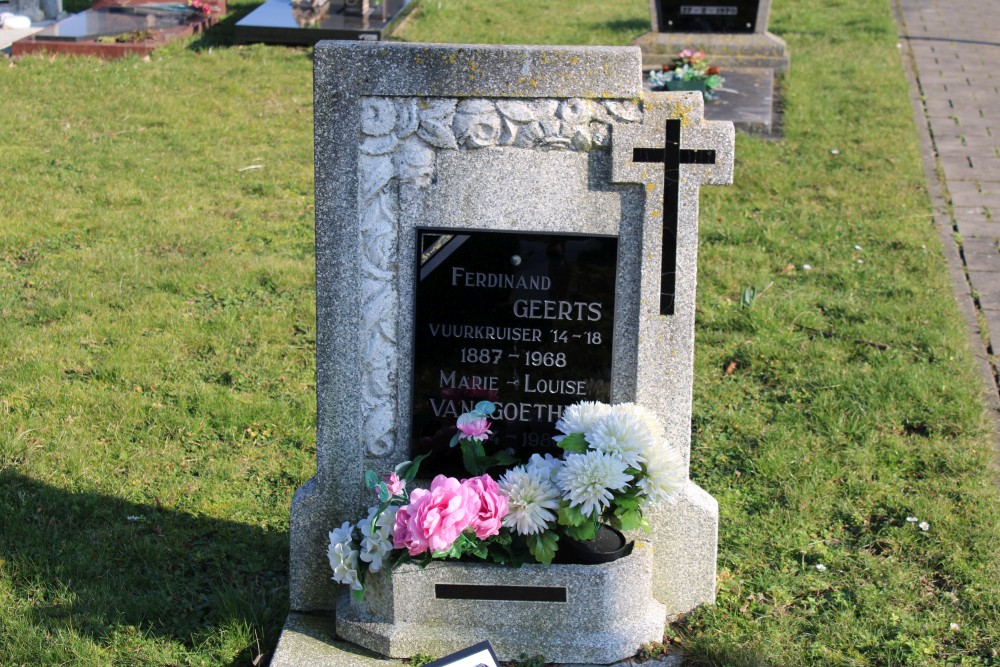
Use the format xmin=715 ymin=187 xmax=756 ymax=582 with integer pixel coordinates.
xmin=1 ymin=0 xmax=999 ymax=665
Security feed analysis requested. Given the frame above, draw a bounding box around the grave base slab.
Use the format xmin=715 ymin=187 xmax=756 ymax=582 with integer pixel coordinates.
xmin=335 ymin=543 xmax=666 ymax=664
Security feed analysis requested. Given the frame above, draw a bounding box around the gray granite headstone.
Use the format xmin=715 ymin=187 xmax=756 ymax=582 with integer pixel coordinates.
xmin=274 ymin=40 xmax=734 ymax=665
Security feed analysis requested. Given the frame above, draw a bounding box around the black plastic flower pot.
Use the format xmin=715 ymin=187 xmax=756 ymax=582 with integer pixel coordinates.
xmin=560 ymin=524 xmax=633 ymax=564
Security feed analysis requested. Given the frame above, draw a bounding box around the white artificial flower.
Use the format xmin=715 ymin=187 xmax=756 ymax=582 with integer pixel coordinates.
xmin=585 ymin=409 xmax=657 ymax=469
xmin=636 ymin=447 xmax=686 ymax=506
xmin=359 ymin=505 xmax=398 ymax=572
xmin=556 ymin=450 xmax=633 ymax=518
xmin=525 ymin=452 xmax=563 ymax=482
xmin=610 ymin=403 xmax=666 ymax=439
xmin=554 ymin=401 xmax=612 ymax=436
xmin=499 ymin=464 xmax=561 ymax=535
xmin=327 ymin=521 xmax=362 ymax=590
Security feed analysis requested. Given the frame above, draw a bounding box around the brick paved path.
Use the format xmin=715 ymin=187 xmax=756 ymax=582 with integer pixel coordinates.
xmin=894 ymin=0 xmax=1000 ymax=403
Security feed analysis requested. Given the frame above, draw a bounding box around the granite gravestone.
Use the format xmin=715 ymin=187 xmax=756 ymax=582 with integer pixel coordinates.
xmin=636 ymin=0 xmax=788 ymax=71
xmin=272 ymin=40 xmax=734 ymax=665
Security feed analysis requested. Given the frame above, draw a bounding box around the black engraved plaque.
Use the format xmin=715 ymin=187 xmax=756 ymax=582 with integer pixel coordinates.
xmin=412 ymin=229 xmax=617 ymax=474
xmin=656 ymin=0 xmax=759 ymax=33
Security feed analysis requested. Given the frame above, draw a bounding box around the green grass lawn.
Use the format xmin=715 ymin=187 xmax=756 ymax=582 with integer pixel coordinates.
xmin=2 ymin=0 xmax=999 ymax=665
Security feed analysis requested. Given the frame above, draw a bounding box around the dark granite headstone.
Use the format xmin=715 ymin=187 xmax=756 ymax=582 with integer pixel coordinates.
xmin=411 ymin=229 xmax=617 ymax=473
xmin=234 ymin=0 xmax=406 ymax=45
xmin=654 ymin=0 xmax=759 ymax=33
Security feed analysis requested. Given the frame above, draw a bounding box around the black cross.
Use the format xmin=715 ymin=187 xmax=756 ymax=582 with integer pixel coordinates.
xmin=633 ymin=119 xmax=716 ymax=316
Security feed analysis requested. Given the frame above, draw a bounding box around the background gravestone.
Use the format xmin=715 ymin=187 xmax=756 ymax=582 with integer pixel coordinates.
xmin=273 ymin=40 xmax=734 ymax=666
xmin=636 ymin=0 xmax=789 ymax=71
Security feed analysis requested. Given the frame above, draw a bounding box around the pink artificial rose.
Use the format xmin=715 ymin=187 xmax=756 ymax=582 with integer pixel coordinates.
xmin=384 ymin=472 xmax=405 ymax=497
xmin=462 ymin=474 xmax=508 ymax=540
xmin=456 ymin=412 xmax=491 ymax=441
xmin=392 ymin=475 xmax=480 ymax=555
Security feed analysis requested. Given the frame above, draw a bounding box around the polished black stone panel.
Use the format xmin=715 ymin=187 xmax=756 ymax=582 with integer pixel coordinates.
xmin=33 ymin=3 xmax=201 ymax=41
xmin=411 ymin=229 xmax=617 ymax=474
xmin=655 ymin=0 xmax=759 ymax=33
xmin=234 ymin=0 xmax=406 ymax=45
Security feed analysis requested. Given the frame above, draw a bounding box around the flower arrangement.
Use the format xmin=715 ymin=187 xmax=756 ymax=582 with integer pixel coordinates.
xmin=188 ymin=0 xmax=213 ymax=16
xmin=328 ymin=400 xmax=686 ymax=599
xmin=647 ymin=49 xmax=724 ymax=101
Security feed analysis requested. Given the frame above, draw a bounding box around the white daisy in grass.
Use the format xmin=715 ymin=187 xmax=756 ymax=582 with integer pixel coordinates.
xmin=585 ymin=409 xmax=657 ymax=469
xmin=358 ymin=505 xmax=398 ymax=572
xmin=555 ymin=401 xmax=612 ymax=437
xmin=327 ymin=521 xmax=362 ymax=590
xmin=556 ymin=450 xmax=633 ymax=518
xmin=637 ymin=446 xmax=686 ymax=506
xmin=499 ymin=465 xmax=561 ymax=535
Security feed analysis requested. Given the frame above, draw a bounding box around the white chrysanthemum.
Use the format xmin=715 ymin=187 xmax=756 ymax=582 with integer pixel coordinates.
xmin=358 ymin=505 xmax=398 ymax=572
xmin=585 ymin=410 xmax=657 ymax=469
xmin=525 ymin=452 xmax=563 ymax=482
xmin=636 ymin=447 xmax=686 ymax=506
xmin=556 ymin=450 xmax=633 ymax=518
xmin=327 ymin=521 xmax=362 ymax=590
xmin=499 ymin=465 xmax=561 ymax=535
xmin=610 ymin=403 xmax=666 ymax=440
xmin=554 ymin=401 xmax=612 ymax=436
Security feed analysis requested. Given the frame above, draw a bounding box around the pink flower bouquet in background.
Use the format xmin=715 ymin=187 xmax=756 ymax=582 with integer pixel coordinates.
xmin=328 ymin=400 xmax=686 ymax=600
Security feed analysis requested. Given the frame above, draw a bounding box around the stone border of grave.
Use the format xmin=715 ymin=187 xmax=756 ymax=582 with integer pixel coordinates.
xmin=10 ymin=0 xmax=224 ymax=59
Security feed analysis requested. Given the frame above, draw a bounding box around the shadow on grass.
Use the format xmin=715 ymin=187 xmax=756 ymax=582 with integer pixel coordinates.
xmin=188 ymin=2 xmax=261 ymax=50
xmin=0 ymin=471 xmax=289 ymax=666
xmin=598 ymin=17 xmax=650 ymax=35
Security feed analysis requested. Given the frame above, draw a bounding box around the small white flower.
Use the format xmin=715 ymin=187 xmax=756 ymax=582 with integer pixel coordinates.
xmin=555 ymin=401 xmax=612 ymax=436
xmin=500 ymin=465 xmax=561 ymax=535
xmin=919 ymin=521 xmax=930 ymax=531
xmin=525 ymin=453 xmax=563 ymax=482
xmin=359 ymin=506 xmax=397 ymax=572
xmin=802 ymin=264 xmax=813 ymax=271
xmin=830 ymin=149 xmax=840 ymax=155
xmin=328 ymin=521 xmax=362 ymax=590
xmin=556 ymin=450 xmax=633 ymax=518
xmin=950 ymin=622 xmax=960 ymax=631
xmin=854 ymin=245 xmax=862 ymax=250
xmin=815 ymin=563 xmax=827 ymax=571
xmin=586 ymin=410 xmax=656 ymax=469
xmin=906 ymin=516 xmax=918 ymax=523
xmin=126 ymin=515 xmax=144 ymax=522
xmin=856 ymin=259 xmax=864 ymax=264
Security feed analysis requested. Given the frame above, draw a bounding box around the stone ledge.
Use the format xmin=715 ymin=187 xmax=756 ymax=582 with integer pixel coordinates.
xmin=632 ymin=31 xmax=789 ymax=72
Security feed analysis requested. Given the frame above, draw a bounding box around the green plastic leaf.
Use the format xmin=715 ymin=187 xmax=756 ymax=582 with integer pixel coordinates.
xmin=485 ymin=451 xmax=518 ymax=470
xmin=364 ymin=469 xmax=379 ymax=490
xmin=614 ymin=496 xmax=639 ymax=511
xmin=617 ymin=509 xmax=643 ymax=532
xmin=558 ymin=504 xmax=588 ymax=527
xmin=555 ymin=432 xmax=587 ymax=453
xmin=527 ymin=531 xmax=559 ymax=565
xmin=401 ymin=453 xmax=430 ymax=482
xmin=564 ymin=522 xmax=598 ymax=541
xmin=449 ymin=432 xmax=462 ymax=448
xmin=376 ymin=481 xmax=391 ymax=503
xmin=351 ymin=587 xmax=365 ymax=602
